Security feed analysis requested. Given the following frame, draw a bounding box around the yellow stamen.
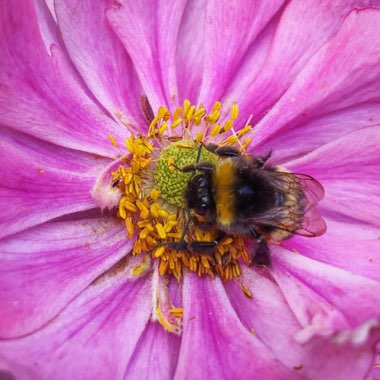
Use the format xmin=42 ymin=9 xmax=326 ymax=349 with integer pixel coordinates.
xmin=241 ymin=283 xmax=252 ymax=298
xmin=156 ymin=223 xmax=167 ymax=239
xmin=154 ymin=246 xmax=166 ymax=258
xmin=224 ymin=135 xmax=239 ymax=144
xmin=210 ymin=124 xmax=222 ymax=136
xmin=231 ymin=103 xmax=239 ymax=120
xmin=159 ymin=122 xmax=168 ymax=135
xmin=108 ymin=133 xmax=118 ymax=148
xmin=149 ymin=188 xmax=160 ymax=201
xmin=125 ymin=135 xmax=135 ymax=153
xmin=170 ymin=308 xmax=184 ymax=317
xmin=212 ymin=101 xmax=222 ymax=112
xmin=172 ymin=107 xmax=182 ymax=121
xmin=237 ymin=125 xmax=252 ymax=137
xmin=171 ymin=118 xmax=183 ymax=129
xmin=223 ymin=119 xmax=234 ymax=132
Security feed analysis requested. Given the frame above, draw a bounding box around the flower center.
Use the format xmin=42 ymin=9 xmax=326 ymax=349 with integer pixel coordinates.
xmin=112 ymin=100 xmax=253 ymax=281
xmin=154 ymin=140 xmax=218 ymax=208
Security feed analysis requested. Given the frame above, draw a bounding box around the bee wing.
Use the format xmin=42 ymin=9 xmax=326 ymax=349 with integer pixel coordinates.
xmin=245 ymin=171 xmax=326 ymax=238
xmin=292 ymin=173 xmax=325 ymax=205
xmin=296 ymin=203 xmax=327 ymax=237
xmin=292 ymin=172 xmax=326 ymax=237
xmin=245 ymin=206 xmax=326 ymax=238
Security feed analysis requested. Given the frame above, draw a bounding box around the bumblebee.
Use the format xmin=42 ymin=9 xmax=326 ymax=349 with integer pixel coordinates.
xmin=172 ymin=143 xmax=326 ymax=266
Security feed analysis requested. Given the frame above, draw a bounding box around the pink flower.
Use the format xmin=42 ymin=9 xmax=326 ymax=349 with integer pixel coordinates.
xmin=1 ymin=1 xmax=380 ymax=379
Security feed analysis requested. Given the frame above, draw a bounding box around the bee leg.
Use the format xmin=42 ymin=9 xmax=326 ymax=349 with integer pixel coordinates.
xmin=192 ymin=216 xmax=214 ymax=231
xmin=251 ymin=236 xmax=271 ymax=266
xmin=112 ymin=178 xmax=122 ymax=187
xmin=204 ymin=143 xmax=241 ymax=158
xmin=254 ymin=151 xmax=272 ymax=168
xmin=170 ymin=162 xmax=214 ymax=173
xmin=186 ymin=230 xmax=226 ymax=254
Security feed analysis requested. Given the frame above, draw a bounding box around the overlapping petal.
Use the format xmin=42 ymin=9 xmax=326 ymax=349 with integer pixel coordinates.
xmin=287 ymin=217 xmax=380 ymax=280
xmin=107 ymin=0 xmax=187 ymax=111
xmin=0 ymin=217 xmax=131 ymax=338
xmin=0 ymin=0 xmax=125 ymax=156
xmin=286 ymin=127 xmax=380 ymax=226
xmin=195 ymin=0 xmax=284 ymax=109
xmin=272 ymin=248 xmax=380 ymax=331
xmin=175 ymin=274 xmax=301 ymax=379
xmin=0 ymin=274 xmax=151 ymax=380
xmin=124 ymin=322 xmax=181 ymax=380
xmin=0 ymin=128 xmax=109 ymax=238
xmin=224 ymin=268 xmax=304 ymax=369
xmin=247 ymin=6 xmax=380 ymax=158
xmin=225 ymin=1 xmax=377 ymax=122
xmin=298 ymin=318 xmax=380 ymax=380
xmin=55 ymin=0 xmax=144 ymax=127
xmin=226 ymin=267 xmax=380 ymax=379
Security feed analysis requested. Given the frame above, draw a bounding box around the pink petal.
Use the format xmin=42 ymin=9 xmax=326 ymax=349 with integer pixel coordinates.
xmin=124 ymin=322 xmax=181 ymax=379
xmin=0 ymin=0 xmax=125 ymax=156
xmin=107 ymin=0 xmax=187 ymax=111
xmin=257 ymin=102 xmax=380 ymax=163
xmin=249 ymin=6 xmax=380 ymax=150
xmin=286 ymin=127 xmax=380 ymax=226
xmin=0 ymin=129 xmax=109 ymax=238
xmin=287 ymin=217 xmax=380 ymax=280
xmin=225 ymin=1 xmax=374 ymax=124
xmin=226 ymin=267 xmax=380 ymax=379
xmin=195 ymin=0 xmax=284 ymax=109
xmin=224 ymin=268 xmax=304 ymax=370
xmin=175 ymin=0 xmax=207 ymax=104
xmin=0 ymin=217 xmax=132 ymax=338
xmin=34 ymin=0 xmax=60 ymax=53
xmin=174 ymin=274 xmax=301 ymax=379
xmin=55 ymin=0 xmax=145 ymax=127
xmin=368 ymin=347 xmax=380 ymax=379
xmin=0 ymin=275 xmax=152 ymax=380
xmin=272 ymin=247 xmax=380 ymax=332
xmin=299 ymin=318 xmax=380 ymax=380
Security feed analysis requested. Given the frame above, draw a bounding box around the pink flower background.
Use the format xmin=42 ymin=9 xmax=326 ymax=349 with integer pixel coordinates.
xmin=0 ymin=0 xmax=380 ymax=379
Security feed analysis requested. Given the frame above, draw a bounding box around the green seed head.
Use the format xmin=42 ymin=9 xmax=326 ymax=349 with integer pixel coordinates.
xmin=154 ymin=141 xmax=218 ymax=208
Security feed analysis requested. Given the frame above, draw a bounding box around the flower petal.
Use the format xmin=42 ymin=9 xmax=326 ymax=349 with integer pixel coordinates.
xmin=272 ymin=247 xmax=380 ymax=333
xmin=298 ymin=318 xmax=380 ymax=380
xmin=226 ymin=267 xmax=380 ymax=379
xmin=249 ymin=6 xmax=380 ymax=150
xmin=34 ymin=0 xmax=61 ymax=53
xmin=0 ymin=0 xmax=125 ymax=156
xmin=0 ymin=128 xmax=109 ymax=238
xmin=257 ymin=102 xmax=380 ymax=162
xmin=0 ymin=217 xmax=133 ymax=338
xmin=224 ymin=268 xmax=304 ymax=370
xmin=55 ymin=0 xmax=144 ymax=127
xmin=229 ymin=1 xmax=379 ymax=125
xmin=196 ymin=0 xmax=284 ymax=109
xmin=174 ymin=274 xmax=301 ymax=379
xmin=287 ymin=217 xmax=380 ymax=281
xmin=174 ymin=0 xmax=207 ymax=104
xmin=107 ymin=0 xmax=187 ymax=111
xmin=123 ymin=322 xmax=181 ymax=380
xmin=286 ymin=127 xmax=380 ymax=226
xmin=368 ymin=347 xmax=380 ymax=379
xmin=0 ymin=274 xmax=152 ymax=380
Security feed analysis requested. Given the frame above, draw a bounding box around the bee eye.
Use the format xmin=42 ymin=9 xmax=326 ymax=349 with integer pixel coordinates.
xmin=238 ymin=185 xmax=255 ymax=198
xmin=196 ymin=203 xmax=208 ymax=215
